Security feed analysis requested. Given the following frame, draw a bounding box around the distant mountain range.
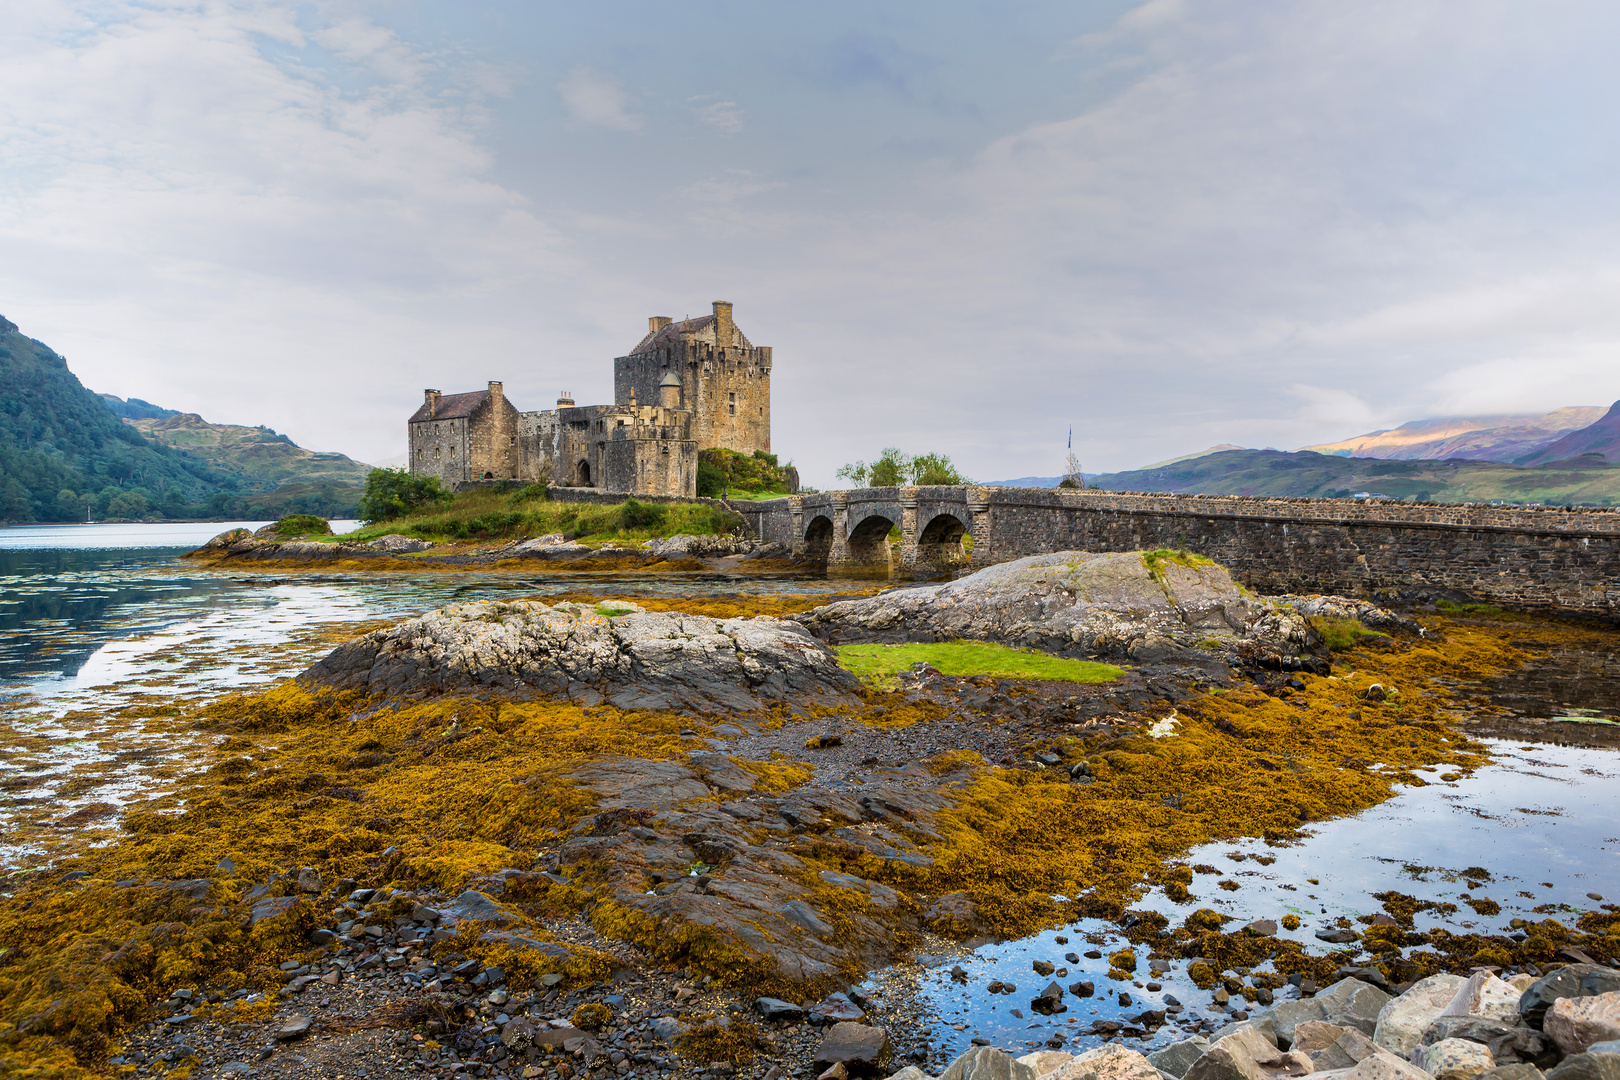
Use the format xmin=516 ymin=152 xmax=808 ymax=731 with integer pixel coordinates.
xmin=989 ymin=402 xmax=1620 ymax=505
xmin=1301 ymin=407 xmax=1607 ymax=463
xmin=1087 ymin=443 xmax=1620 ymax=506
xmin=0 ymin=312 xmax=370 ymax=522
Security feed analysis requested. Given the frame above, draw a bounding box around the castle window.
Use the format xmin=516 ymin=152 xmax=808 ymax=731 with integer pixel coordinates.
xmin=729 ymin=404 xmax=735 ymax=415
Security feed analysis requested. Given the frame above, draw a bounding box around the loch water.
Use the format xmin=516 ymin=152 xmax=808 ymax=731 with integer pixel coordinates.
xmin=0 ymin=521 xmax=844 ymax=870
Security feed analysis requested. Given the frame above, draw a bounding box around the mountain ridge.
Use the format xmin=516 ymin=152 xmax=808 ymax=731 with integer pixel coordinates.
xmin=1300 ymin=406 xmax=1605 ymax=463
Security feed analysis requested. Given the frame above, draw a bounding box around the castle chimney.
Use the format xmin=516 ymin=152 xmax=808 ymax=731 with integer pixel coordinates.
xmin=650 ymin=316 xmax=672 ymax=333
xmin=488 ymin=380 xmax=503 ymax=402
xmin=557 ymin=390 xmax=574 ymax=408
xmin=424 ymin=389 xmax=441 ymax=418
xmin=712 ymin=301 xmax=733 ymax=347
xmin=629 ymin=386 xmax=637 ymax=407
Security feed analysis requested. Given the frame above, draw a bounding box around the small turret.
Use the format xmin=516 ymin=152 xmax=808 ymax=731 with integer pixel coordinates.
xmin=659 ymin=370 xmax=682 ymax=409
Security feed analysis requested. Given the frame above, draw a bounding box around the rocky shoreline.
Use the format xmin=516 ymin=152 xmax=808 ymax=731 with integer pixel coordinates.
xmin=183 ymin=527 xmax=794 ymax=573
xmin=3 ymin=551 xmax=1618 ymax=1080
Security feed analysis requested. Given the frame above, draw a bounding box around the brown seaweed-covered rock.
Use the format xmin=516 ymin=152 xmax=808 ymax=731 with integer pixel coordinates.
xmin=298 ymin=599 xmax=862 ymax=711
xmin=796 ymin=551 xmax=1313 ymax=665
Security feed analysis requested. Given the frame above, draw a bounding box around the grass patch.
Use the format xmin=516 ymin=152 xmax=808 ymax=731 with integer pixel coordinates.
xmin=835 ymin=640 xmax=1123 ymax=687
xmin=1141 ymin=547 xmax=1215 ymax=581
xmin=340 ymin=487 xmax=742 ymax=545
xmin=1308 ymin=616 xmax=1390 ymax=652
xmin=593 ymin=604 xmax=636 ymax=619
xmin=1437 ymin=600 xmax=1511 ymax=617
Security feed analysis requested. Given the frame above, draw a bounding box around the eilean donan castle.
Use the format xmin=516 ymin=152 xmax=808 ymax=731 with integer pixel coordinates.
xmin=408 ymin=301 xmax=771 ymax=497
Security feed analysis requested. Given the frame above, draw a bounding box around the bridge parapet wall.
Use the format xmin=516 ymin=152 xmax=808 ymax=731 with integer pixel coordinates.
xmin=742 ymin=486 xmax=1620 ymax=614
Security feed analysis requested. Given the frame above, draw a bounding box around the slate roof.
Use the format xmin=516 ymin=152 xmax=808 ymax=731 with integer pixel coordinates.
xmin=630 ymin=314 xmax=752 ymax=356
xmin=409 ymin=390 xmax=488 ymax=424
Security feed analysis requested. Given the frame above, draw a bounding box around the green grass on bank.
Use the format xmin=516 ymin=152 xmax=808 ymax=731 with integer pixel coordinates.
xmin=331 ymin=487 xmax=742 ymax=546
xmin=836 ymin=640 xmax=1124 ymax=689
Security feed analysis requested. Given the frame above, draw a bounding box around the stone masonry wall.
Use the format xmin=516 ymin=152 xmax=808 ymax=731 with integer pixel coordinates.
xmin=752 ymin=488 xmax=1620 ymax=615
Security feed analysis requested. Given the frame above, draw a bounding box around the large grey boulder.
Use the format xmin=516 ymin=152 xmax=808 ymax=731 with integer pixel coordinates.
xmin=1420 ymin=1017 xmax=1552 ymax=1066
xmin=1149 ymin=1038 xmax=1211 ymax=1079
xmin=300 ymin=599 xmax=863 ymax=711
xmin=1545 ymin=1055 xmax=1620 ymax=1080
xmin=814 ymin=1024 xmax=893 ymax=1078
xmin=1377 ymin=975 xmax=1471 ymax=1056
xmin=1520 ymin=968 xmax=1620 ymax=1031
xmin=1479 ymin=1066 xmax=1545 ymax=1080
xmin=1545 ymin=994 xmax=1620 ymax=1058
xmin=1185 ymin=1027 xmax=1312 ymax=1080
xmin=1311 ymin=1029 xmax=1385 ymax=1070
xmin=1443 ymin=974 xmax=1524 ymax=1025
xmin=796 ymin=551 xmax=1317 ymax=665
xmin=1016 ymin=1052 xmax=1076 ymax=1080
xmin=1275 ymin=980 xmax=1392 ymax=1046
xmin=939 ymin=1048 xmax=1037 ymax=1080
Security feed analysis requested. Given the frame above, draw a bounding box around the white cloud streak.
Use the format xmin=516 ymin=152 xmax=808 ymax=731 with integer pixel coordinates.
xmin=556 ymin=66 xmax=642 ymax=131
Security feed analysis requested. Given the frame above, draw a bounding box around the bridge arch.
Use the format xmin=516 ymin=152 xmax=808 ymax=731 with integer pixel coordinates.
xmin=845 ymin=513 xmax=896 ymax=574
xmin=915 ymin=511 xmax=970 ymax=576
xmin=802 ymin=514 xmax=834 ymax=569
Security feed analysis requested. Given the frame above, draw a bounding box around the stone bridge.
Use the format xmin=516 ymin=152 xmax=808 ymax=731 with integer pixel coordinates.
xmin=727 ymin=486 xmax=1620 ymax=615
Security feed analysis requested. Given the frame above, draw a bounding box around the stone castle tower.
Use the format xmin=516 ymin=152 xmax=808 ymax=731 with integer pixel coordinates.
xmin=407 ymin=301 xmax=771 ymax=498
xmin=614 ymin=301 xmax=771 ymax=455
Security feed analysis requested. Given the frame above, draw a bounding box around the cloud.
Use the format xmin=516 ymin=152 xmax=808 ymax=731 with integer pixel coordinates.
xmin=0 ymin=0 xmax=585 ymax=461
xmin=556 ymin=66 xmax=641 ymax=131
xmin=690 ymin=96 xmax=744 ymax=133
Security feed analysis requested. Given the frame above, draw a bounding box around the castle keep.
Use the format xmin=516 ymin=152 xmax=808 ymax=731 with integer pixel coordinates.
xmin=408 ymin=301 xmax=771 ymax=497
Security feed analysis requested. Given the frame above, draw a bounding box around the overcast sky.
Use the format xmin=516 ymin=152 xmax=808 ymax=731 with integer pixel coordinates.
xmin=4 ymin=1 xmax=1620 ymax=485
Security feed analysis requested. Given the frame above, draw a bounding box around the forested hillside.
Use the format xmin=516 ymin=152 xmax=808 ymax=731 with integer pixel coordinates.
xmin=0 ymin=314 xmax=361 ymax=522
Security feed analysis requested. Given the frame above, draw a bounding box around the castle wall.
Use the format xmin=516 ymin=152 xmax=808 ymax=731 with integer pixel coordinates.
xmin=409 ymin=416 xmax=470 ymax=484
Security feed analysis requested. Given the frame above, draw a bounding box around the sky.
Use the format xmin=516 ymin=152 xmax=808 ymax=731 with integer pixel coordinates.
xmin=4 ymin=1 xmax=1620 ymax=486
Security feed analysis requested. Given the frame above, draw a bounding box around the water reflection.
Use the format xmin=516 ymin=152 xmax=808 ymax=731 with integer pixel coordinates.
xmin=900 ymin=741 xmax=1620 ymax=1065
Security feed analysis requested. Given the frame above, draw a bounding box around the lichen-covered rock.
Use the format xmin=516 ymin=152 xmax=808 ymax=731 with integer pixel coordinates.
xmin=796 ymin=551 xmax=1316 ymax=666
xmin=643 ymin=534 xmax=756 ymax=557
xmin=1545 ymin=994 xmax=1620 ymax=1058
xmin=299 ymin=599 xmax=862 ymax=711
xmin=1418 ymin=1039 xmax=1494 ymax=1080
xmin=1377 ymin=976 xmax=1472 ymax=1056
xmin=1064 ymin=1045 xmax=1162 ymax=1080
xmin=1520 ymin=967 xmax=1620 ymax=1030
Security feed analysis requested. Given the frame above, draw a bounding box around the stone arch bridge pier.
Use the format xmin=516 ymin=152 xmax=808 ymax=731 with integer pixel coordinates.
xmin=726 ymin=486 xmax=1620 ymax=616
